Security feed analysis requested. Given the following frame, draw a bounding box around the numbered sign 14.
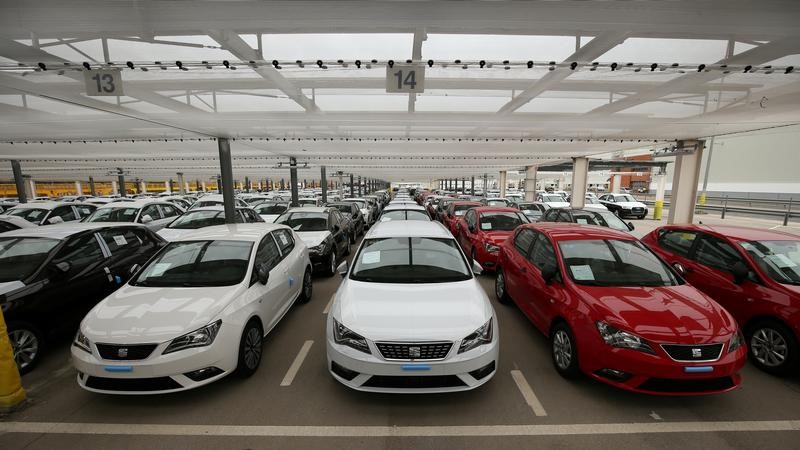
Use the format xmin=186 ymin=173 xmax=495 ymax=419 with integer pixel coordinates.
xmin=386 ymin=64 xmax=425 ymax=93
xmin=83 ymin=69 xmax=124 ymax=96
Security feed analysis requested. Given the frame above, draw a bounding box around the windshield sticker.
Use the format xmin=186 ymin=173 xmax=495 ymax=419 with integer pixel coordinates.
xmin=767 ymin=254 xmax=797 ymax=268
xmin=28 ymin=210 xmax=43 ymax=218
xmin=113 ymin=235 xmax=127 ymax=246
xmin=480 ymin=222 xmax=492 ymax=230
xmin=571 ymin=265 xmax=595 ymax=281
xmin=122 ymin=209 xmax=136 ymax=216
xmin=576 ymin=218 xmax=589 ymax=225
xmin=279 ymin=234 xmax=289 ymax=245
xmin=149 ymin=262 xmax=171 ymax=277
xmin=361 ymin=251 xmax=381 ymax=264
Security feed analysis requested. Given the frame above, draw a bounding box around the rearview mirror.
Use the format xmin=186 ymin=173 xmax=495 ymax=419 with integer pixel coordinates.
xmin=140 ymin=214 xmax=153 ymax=224
xmin=128 ymin=263 xmax=140 ymax=276
xmin=472 ymin=260 xmax=483 ymax=275
xmin=257 ymin=263 xmax=270 ymax=285
xmin=541 ymin=263 xmax=558 ymax=284
xmin=627 ymin=221 xmax=635 ymax=231
xmin=337 ymin=261 xmax=349 ymax=278
xmin=731 ymin=261 xmax=749 ymax=284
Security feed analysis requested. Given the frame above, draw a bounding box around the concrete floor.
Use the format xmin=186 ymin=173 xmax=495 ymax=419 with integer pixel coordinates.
xmin=2 ymin=213 xmax=800 ymax=449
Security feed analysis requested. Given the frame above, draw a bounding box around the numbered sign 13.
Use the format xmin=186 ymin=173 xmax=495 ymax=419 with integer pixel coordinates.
xmin=386 ymin=64 xmax=425 ymax=93
xmin=84 ymin=69 xmax=124 ymax=96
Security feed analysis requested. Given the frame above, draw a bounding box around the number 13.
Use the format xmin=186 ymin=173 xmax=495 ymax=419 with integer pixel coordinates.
xmin=91 ymin=73 xmax=116 ymax=93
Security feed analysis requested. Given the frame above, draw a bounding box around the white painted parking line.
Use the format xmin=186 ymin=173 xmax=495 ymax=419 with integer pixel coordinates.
xmin=323 ymin=294 xmax=334 ymax=315
xmin=280 ymin=340 xmax=314 ymax=387
xmin=510 ymin=370 xmax=547 ymax=417
xmin=2 ymin=420 xmax=799 ymax=437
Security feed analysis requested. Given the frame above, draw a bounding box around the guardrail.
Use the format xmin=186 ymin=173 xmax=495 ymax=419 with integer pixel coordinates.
xmin=641 ymin=197 xmax=798 ymax=226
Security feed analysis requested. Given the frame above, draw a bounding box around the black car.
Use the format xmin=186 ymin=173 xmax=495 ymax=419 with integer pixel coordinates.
xmin=325 ymin=202 xmax=366 ymax=239
xmin=0 ymin=223 xmax=166 ymax=373
xmin=540 ymin=208 xmax=635 ymax=232
xmin=274 ymin=207 xmax=350 ymax=276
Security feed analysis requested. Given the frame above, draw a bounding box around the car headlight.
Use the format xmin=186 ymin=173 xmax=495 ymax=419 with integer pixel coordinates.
xmin=332 ymin=319 xmax=370 ymax=354
xmin=484 ymin=243 xmax=501 ymax=253
xmin=728 ymin=330 xmax=745 ymax=353
xmin=310 ymin=241 xmax=328 ymax=254
xmin=73 ymin=330 xmax=92 ymax=354
xmin=458 ymin=318 xmax=493 ymax=354
xmin=596 ymin=321 xmax=655 ymax=354
xmin=163 ymin=320 xmax=222 ymax=355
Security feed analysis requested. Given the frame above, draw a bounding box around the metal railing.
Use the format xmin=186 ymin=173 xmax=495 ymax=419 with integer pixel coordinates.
xmin=640 ymin=195 xmax=797 ymax=225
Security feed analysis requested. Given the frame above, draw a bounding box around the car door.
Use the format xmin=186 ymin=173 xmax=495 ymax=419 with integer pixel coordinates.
xmin=272 ymin=229 xmax=303 ymax=303
xmin=522 ymin=232 xmax=562 ymax=332
xmin=459 ymin=209 xmax=477 ymax=254
xmin=138 ymin=204 xmax=164 ymax=230
xmin=156 ymin=203 xmax=181 ymax=228
xmin=250 ymin=234 xmax=288 ymax=333
xmin=542 ymin=209 xmax=559 ymax=223
xmin=652 ymin=228 xmax=699 ymax=273
xmin=73 ymin=204 xmax=97 ymax=220
xmin=97 ymin=227 xmax=148 ymax=286
xmin=505 ymin=228 xmax=536 ymax=304
xmin=329 ymin=211 xmax=348 ymax=254
xmin=44 ymin=205 xmax=78 ymax=225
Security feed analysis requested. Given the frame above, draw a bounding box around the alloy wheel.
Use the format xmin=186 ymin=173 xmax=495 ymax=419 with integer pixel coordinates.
xmin=330 ymin=252 xmax=337 ymax=274
xmin=495 ymin=271 xmax=505 ymax=299
xmin=9 ymin=329 xmax=39 ymax=370
xmin=553 ymin=330 xmax=573 ymax=370
xmin=243 ymin=327 xmax=263 ymax=370
xmin=303 ymin=270 xmax=313 ymax=298
xmin=751 ymin=327 xmax=788 ymax=367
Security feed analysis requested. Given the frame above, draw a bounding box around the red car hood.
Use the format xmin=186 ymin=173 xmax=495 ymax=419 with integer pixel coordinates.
xmin=574 ymin=284 xmax=737 ymax=344
xmin=481 ymin=230 xmax=513 ymax=244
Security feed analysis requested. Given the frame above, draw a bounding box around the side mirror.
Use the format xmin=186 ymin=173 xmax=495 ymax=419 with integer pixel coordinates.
xmin=140 ymin=214 xmax=153 ymax=224
xmin=541 ymin=263 xmax=558 ymax=284
xmin=472 ymin=260 xmax=483 ymax=275
xmin=731 ymin=261 xmax=749 ymax=284
xmin=337 ymin=261 xmax=349 ymax=278
xmin=672 ymin=262 xmax=687 ymax=276
xmin=51 ymin=261 xmax=71 ymax=276
xmin=257 ymin=263 xmax=270 ymax=285
xmin=128 ymin=263 xmax=140 ymax=276
xmin=627 ymin=221 xmax=635 ymax=231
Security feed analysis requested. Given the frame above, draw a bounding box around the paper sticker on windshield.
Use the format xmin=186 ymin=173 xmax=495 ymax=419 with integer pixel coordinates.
xmin=113 ymin=235 xmax=127 ymax=246
xmin=123 ymin=209 xmax=135 ymax=216
xmin=576 ymin=218 xmax=589 ymax=225
xmin=571 ymin=265 xmax=595 ymax=281
xmin=480 ymin=222 xmax=492 ymax=230
xmin=767 ymin=254 xmax=797 ymax=268
xmin=149 ymin=262 xmax=171 ymax=277
xmin=361 ymin=251 xmax=381 ymax=264
xmin=279 ymin=234 xmax=289 ymax=245
xmin=29 ymin=211 xmax=43 ymax=218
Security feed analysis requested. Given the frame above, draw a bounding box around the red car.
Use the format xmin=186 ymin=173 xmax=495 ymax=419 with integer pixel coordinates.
xmin=642 ymin=225 xmax=800 ymax=375
xmin=457 ymin=207 xmax=530 ymax=270
xmin=443 ymin=201 xmax=482 ymax=235
xmin=495 ymin=223 xmax=747 ymax=395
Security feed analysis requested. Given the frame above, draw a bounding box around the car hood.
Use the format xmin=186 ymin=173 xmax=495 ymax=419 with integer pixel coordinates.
xmin=0 ymin=280 xmax=25 ymax=296
xmin=574 ymin=284 xmax=736 ymax=344
xmin=334 ymin=279 xmax=492 ymax=341
xmin=582 ymin=204 xmax=608 ymax=211
xmin=544 ymin=201 xmax=570 ymax=208
xmin=613 ymin=201 xmax=647 ymax=208
xmin=81 ymin=284 xmax=242 ymax=343
xmin=295 ymin=230 xmax=331 ymax=248
xmin=156 ymin=228 xmax=197 ymax=242
xmin=259 ymin=214 xmax=280 ymax=223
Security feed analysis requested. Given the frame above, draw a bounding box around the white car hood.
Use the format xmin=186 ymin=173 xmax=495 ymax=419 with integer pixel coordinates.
xmin=259 ymin=214 xmax=280 ymax=223
xmin=334 ymin=279 xmax=492 ymax=341
xmin=615 ymin=201 xmax=647 ymax=208
xmin=156 ymin=228 xmax=197 ymax=242
xmin=0 ymin=280 xmax=25 ymax=296
xmin=295 ymin=230 xmax=331 ymax=248
xmin=582 ymin=203 xmax=608 ymax=211
xmin=545 ymin=201 xmax=570 ymax=208
xmin=81 ymin=284 xmax=242 ymax=343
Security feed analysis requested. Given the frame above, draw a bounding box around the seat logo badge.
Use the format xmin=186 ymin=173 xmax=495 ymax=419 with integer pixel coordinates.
xmin=118 ymin=348 xmax=129 ymax=358
xmin=691 ymin=348 xmax=702 ymax=358
xmin=408 ymin=346 xmax=421 ymax=358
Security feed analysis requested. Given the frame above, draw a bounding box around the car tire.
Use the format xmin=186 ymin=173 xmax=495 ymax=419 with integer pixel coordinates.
xmin=325 ymin=251 xmax=337 ymax=277
xmin=747 ymin=319 xmax=799 ymax=375
xmin=297 ymin=267 xmax=313 ymax=304
xmin=551 ymin=322 xmax=580 ymax=379
xmin=495 ymin=268 xmax=512 ymax=305
xmin=344 ymin=237 xmax=352 ymax=256
xmin=7 ymin=321 xmax=43 ymax=375
xmin=235 ymin=319 xmax=263 ymax=377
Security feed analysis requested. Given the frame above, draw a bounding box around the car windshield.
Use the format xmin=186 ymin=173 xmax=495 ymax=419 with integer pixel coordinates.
xmin=131 ymin=240 xmax=253 ymax=287
xmin=380 ymin=210 xmax=430 ymax=221
xmin=192 ymin=200 xmax=223 ymax=209
xmin=616 ymin=194 xmax=637 ymax=202
xmin=345 ymin=200 xmax=367 ymax=209
xmin=740 ymin=240 xmax=800 ymax=285
xmin=350 ymin=237 xmax=471 ymax=283
xmin=0 ymin=237 xmax=61 ymax=282
xmin=585 ymin=197 xmax=601 ymax=204
xmin=275 ymin=212 xmax=328 ymax=231
xmin=479 ymin=212 xmax=529 ymax=231
xmin=486 ymin=200 xmax=508 ymax=207
xmin=453 ymin=204 xmax=478 ymax=216
xmin=559 ymin=239 xmax=680 ymax=287
xmin=6 ymin=208 xmax=49 ymax=224
xmin=542 ymin=195 xmax=564 ymax=203
xmin=244 ymin=197 xmax=267 ymax=204
xmin=255 ymin=204 xmax=288 ymax=215
xmin=571 ymin=211 xmax=630 ymax=232
xmin=86 ymin=207 xmax=138 ymax=222
xmin=168 ymin=210 xmax=225 ymax=229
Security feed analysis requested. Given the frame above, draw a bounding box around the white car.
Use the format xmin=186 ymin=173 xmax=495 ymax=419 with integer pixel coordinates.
xmin=84 ymin=199 xmax=182 ymax=231
xmin=599 ymin=193 xmax=649 ymax=219
xmin=0 ymin=215 xmax=36 ymax=232
xmin=72 ymin=224 xmax=313 ymax=394
xmin=157 ymin=206 xmax=264 ymax=241
xmin=572 ymin=195 xmax=608 ymax=211
xmin=5 ymin=201 xmax=97 ymax=226
xmin=253 ymin=201 xmax=290 ymax=223
xmin=326 ymin=220 xmax=499 ymax=393
xmin=536 ymin=193 xmax=570 ymax=209
xmin=189 ymin=194 xmax=248 ymax=210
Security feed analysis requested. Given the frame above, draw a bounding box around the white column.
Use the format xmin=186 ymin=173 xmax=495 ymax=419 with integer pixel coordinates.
xmin=74 ymin=181 xmax=83 ymax=196
xmin=524 ymin=165 xmax=537 ymax=201
xmin=499 ymin=171 xmax=507 ymax=198
xmin=570 ymin=157 xmax=589 ymax=209
xmin=111 ymin=180 xmax=119 ymax=196
xmin=165 ymin=180 xmax=172 ymax=194
xmin=140 ymin=180 xmax=147 ymax=193
xmin=25 ymin=177 xmax=36 ymax=199
xmin=611 ymin=174 xmax=622 ymax=193
xmin=201 ymin=181 xmax=207 ymax=192
xmin=654 ymin=171 xmax=668 ymax=220
xmin=184 ymin=182 xmax=190 ymax=193
xmin=668 ymin=140 xmax=705 ymax=224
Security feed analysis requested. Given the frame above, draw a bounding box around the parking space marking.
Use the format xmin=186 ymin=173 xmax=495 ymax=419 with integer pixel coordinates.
xmin=280 ymin=340 xmax=314 ymax=387
xmin=323 ymin=295 xmax=334 ymax=315
xmin=2 ymin=420 xmax=799 ymax=437
xmin=510 ymin=370 xmax=547 ymax=417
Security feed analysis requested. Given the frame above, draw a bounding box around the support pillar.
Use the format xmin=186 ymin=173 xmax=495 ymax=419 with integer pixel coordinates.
xmin=24 ymin=176 xmax=35 ymax=200
xmin=88 ymin=176 xmax=96 ymax=197
xmin=75 ymin=181 xmax=83 ymax=196
xmin=139 ymin=180 xmax=147 ymax=194
xmin=11 ymin=160 xmax=27 ymax=203
xmin=289 ymin=157 xmax=299 ymax=207
xmin=653 ymin=171 xmax=667 ymax=220
xmin=217 ymin=138 xmax=237 ymax=224
xmin=570 ymin=157 xmax=589 ymax=209
xmin=524 ymin=166 xmax=537 ymax=202
xmin=165 ymin=180 xmax=172 ymax=194
xmin=611 ymin=174 xmax=622 ymax=193
xmin=499 ymin=171 xmax=507 ymax=198
xmin=201 ymin=181 xmax=207 ymax=192
xmin=320 ymin=166 xmax=328 ymax=204
xmin=471 ymin=176 xmax=475 ymax=196
xmin=358 ymin=176 xmax=363 ymax=197
xmin=668 ymin=140 xmax=704 ymax=224
xmin=176 ymin=172 xmax=185 ymax=195
xmin=112 ymin=180 xmax=119 ymax=196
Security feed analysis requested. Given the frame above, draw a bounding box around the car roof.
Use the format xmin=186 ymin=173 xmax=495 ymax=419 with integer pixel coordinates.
xmin=172 ymin=223 xmax=288 ymax=242
xmin=97 ymin=199 xmax=165 ymax=209
xmin=285 ymin=206 xmax=329 ymax=213
xmin=365 ymin=220 xmax=452 ymax=239
xmin=474 ymin=206 xmax=521 ymax=214
xmin=525 ymin=222 xmax=636 ymax=241
xmin=451 ymin=201 xmax=482 ymax=206
xmin=383 ymin=204 xmax=427 ymax=211
xmin=8 ymin=201 xmax=62 ymax=210
xmin=0 ymin=222 xmax=148 ymax=239
xmin=661 ymin=224 xmax=800 ymax=241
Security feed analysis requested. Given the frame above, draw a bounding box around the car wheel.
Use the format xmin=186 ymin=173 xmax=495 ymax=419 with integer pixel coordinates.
xmin=235 ymin=319 xmax=263 ymax=377
xmin=495 ymin=269 xmax=512 ymax=305
xmin=7 ymin=322 xmax=43 ymax=375
xmin=325 ymin=251 xmax=337 ymax=277
xmin=297 ymin=268 xmax=313 ymax=304
xmin=344 ymin=237 xmax=352 ymax=256
xmin=748 ymin=320 xmax=798 ymax=375
xmin=551 ymin=322 xmax=580 ymax=379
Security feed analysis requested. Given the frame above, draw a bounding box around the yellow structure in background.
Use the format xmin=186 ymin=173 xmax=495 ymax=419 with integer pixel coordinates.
xmin=0 ymin=181 xmax=215 ymax=198
xmin=0 ymin=311 xmax=26 ymax=411
xmin=653 ymin=200 xmax=664 ymax=220
xmin=698 ymin=192 xmax=707 ymax=206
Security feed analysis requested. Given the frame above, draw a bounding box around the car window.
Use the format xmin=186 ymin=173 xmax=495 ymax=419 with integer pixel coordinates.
xmin=275 ymin=212 xmax=329 ymax=232
xmin=0 ymin=221 xmax=18 ymax=232
xmin=350 ymin=237 xmax=471 ymax=283
xmin=160 ymin=204 xmax=180 ymax=218
xmin=140 ymin=204 xmax=162 ymax=221
xmin=0 ymin=237 xmax=61 ymax=281
xmin=131 ymin=240 xmax=253 ymax=287
xmin=740 ymin=240 xmax=800 ymax=285
xmin=168 ymin=210 xmax=225 ymax=229
xmin=50 ymin=205 xmax=77 ymax=223
xmin=658 ymin=229 xmax=697 ymax=257
xmin=529 ymin=233 xmax=556 ymax=269
xmin=255 ymin=203 xmax=288 ymax=215
xmin=51 ymin=233 xmax=104 ymax=271
xmin=557 ymin=210 xmax=572 ymax=222
xmin=694 ymin=235 xmax=745 ymax=272
xmin=74 ymin=205 xmax=96 ymax=219
xmin=478 ymin=212 xmax=528 ymax=231
xmin=543 ymin=209 xmax=559 ymax=222
xmin=464 ymin=210 xmax=476 ymax=229
xmin=329 ymin=211 xmax=340 ymax=229
xmin=254 ymin=234 xmax=281 ymax=273
xmin=559 ymin=239 xmax=680 ymax=287
xmin=514 ymin=228 xmax=536 ymax=257
xmin=99 ymin=229 xmax=142 ymax=254
xmin=273 ymin=229 xmax=295 ymax=256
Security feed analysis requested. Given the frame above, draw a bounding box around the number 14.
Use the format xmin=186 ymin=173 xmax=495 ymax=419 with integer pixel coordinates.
xmin=393 ymin=70 xmax=417 ymax=90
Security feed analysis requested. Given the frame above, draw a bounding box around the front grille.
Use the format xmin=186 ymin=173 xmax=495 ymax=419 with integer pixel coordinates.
xmin=96 ymin=343 xmax=157 ymax=361
xmin=375 ymin=342 xmax=453 ymax=360
xmin=631 ymin=207 xmax=645 ymax=213
xmin=638 ymin=376 xmax=735 ymax=393
xmin=85 ymin=376 xmax=182 ymax=392
xmin=363 ymin=375 xmax=466 ymax=389
xmin=661 ymin=343 xmax=724 ymax=362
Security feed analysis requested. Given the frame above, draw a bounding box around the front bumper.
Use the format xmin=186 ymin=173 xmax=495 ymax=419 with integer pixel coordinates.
xmin=474 ymin=245 xmax=501 ymax=270
xmin=309 ymin=250 xmax=332 ymax=271
xmin=326 ymin=337 xmax=499 ymax=393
